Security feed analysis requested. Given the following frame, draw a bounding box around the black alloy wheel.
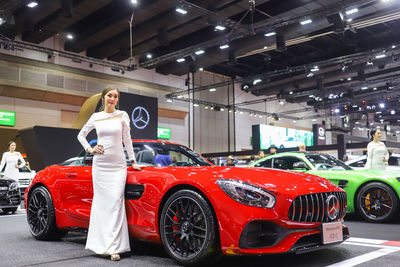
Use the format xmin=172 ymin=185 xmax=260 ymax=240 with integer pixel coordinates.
xmin=27 ymin=186 xmax=67 ymax=240
xmin=356 ymin=182 xmax=399 ymax=223
xmin=160 ymin=190 xmax=220 ymax=266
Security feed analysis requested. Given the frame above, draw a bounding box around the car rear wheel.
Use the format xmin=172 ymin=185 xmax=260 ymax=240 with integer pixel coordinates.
xmin=27 ymin=186 xmax=67 ymax=240
xmin=356 ymin=182 xmax=399 ymax=223
xmin=160 ymin=189 xmax=220 ymax=266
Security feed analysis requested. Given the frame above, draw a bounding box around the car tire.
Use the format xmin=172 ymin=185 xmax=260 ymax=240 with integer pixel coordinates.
xmin=27 ymin=186 xmax=67 ymax=240
xmin=3 ymin=207 xmax=17 ymax=214
xmin=160 ymin=189 xmax=220 ymax=266
xmin=356 ymin=182 xmax=399 ymax=223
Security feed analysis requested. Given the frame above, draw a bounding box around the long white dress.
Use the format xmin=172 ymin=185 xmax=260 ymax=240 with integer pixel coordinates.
xmin=0 ymin=152 xmax=25 ymax=180
xmin=365 ymin=141 xmax=389 ymax=170
xmin=77 ymin=110 xmax=136 ymax=255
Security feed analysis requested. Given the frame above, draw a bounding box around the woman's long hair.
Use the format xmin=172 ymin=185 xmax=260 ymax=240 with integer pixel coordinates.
xmin=99 ymin=85 xmax=120 ymax=111
xmin=369 ymin=129 xmax=378 ymax=141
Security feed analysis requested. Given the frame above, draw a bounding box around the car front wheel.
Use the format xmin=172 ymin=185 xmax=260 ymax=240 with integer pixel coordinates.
xmin=356 ymin=182 xmax=399 ymax=223
xmin=160 ymin=189 xmax=220 ymax=266
xmin=27 ymin=186 xmax=67 ymax=240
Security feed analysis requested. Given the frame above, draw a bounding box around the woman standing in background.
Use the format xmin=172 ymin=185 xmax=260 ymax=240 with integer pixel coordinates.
xmin=365 ymin=129 xmax=389 ymax=170
xmin=0 ymin=141 xmax=25 ymax=181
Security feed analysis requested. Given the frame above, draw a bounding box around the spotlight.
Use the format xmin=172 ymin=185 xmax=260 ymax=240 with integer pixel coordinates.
xmin=209 ymin=88 xmax=216 ymax=92
xmin=311 ymin=66 xmax=319 ymax=72
xmin=346 ymin=8 xmax=359 ymax=15
xmin=253 ymin=79 xmax=262 ymax=85
xmin=193 ymin=103 xmax=199 ymax=107
xmin=27 ymin=1 xmax=38 ymax=8
xmin=0 ymin=17 xmax=4 ymax=26
xmin=334 ymin=108 xmax=340 ymax=113
xmin=375 ymin=54 xmax=386 ymax=59
xmin=131 ymin=0 xmax=138 ymax=4
xmin=166 ymin=99 xmax=173 ymax=103
xmin=215 ymin=25 xmax=226 ymax=31
xmin=300 ymin=19 xmax=312 ymax=25
xmin=175 ymin=7 xmax=187 ymax=14
xmin=199 ymin=67 xmax=204 ymax=71
xmin=195 ymin=50 xmax=205 ymax=55
xmin=146 ymin=53 xmax=152 ymax=59
xmin=366 ymin=59 xmax=374 ymax=66
xmin=219 ymin=44 xmax=229 ymax=49
xmin=379 ymin=103 xmax=385 ymax=108
xmin=391 ymin=110 xmax=396 ymax=115
xmin=264 ymin=31 xmax=276 ymax=37
xmin=279 ymin=100 xmax=285 ymax=106
xmin=307 ymin=72 xmax=314 ymax=78
xmin=176 ymin=58 xmax=185 ymax=62
xmin=66 ymin=33 xmax=74 ymax=40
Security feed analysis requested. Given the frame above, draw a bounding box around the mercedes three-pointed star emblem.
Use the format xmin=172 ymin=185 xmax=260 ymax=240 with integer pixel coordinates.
xmin=131 ymin=106 xmax=150 ymax=130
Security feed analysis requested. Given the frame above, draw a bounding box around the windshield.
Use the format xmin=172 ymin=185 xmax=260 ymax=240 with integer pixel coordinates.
xmin=306 ymin=154 xmax=352 ymax=170
xmin=133 ymin=142 xmax=212 ymax=167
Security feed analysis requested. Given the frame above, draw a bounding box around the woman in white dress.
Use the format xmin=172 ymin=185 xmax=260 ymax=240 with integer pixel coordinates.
xmin=365 ymin=129 xmax=389 ymax=170
xmin=78 ymin=85 xmax=140 ymax=261
xmin=0 ymin=141 xmax=25 ymax=181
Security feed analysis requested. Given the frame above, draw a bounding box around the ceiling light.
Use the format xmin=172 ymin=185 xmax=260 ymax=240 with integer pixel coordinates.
xmin=311 ymin=66 xmax=319 ymax=72
xmin=66 ymin=34 xmax=74 ymax=40
xmin=131 ymin=0 xmax=138 ymax=4
xmin=392 ymin=45 xmax=396 ymax=49
xmin=379 ymin=103 xmax=385 ymax=108
xmin=347 ymin=77 xmax=352 ymax=81
xmin=176 ymin=58 xmax=185 ymax=62
xmin=375 ymin=54 xmax=386 ymax=59
xmin=146 ymin=53 xmax=152 ymax=59
xmin=312 ymin=119 xmax=317 ymax=122
xmin=193 ymin=103 xmax=199 ymax=107
xmin=279 ymin=100 xmax=285 ymax=106
xmin=300 ymin=19 xmax=312 ymax=25
xmin=195 ymin=50 xmax=205 ymax=55
xmin=289 ymin=91 xmax=293 ymax=94
xmin=293 ymin=120 xmax=297 ymax=123
xmin=177 ymin=95 xmax=184 ymax=99
xmin=239 ymin=111 xmax=243 ymax=114
xmin=347 ymin=18 xmax=353 ymax=22
xmin=307 ymin=72 xmax=314 ymax=78
xmin=166 ymin=99 xmax=173 ymax=103
xmin=209 ymin=88 xmax=216 ymax=92
xmin=27 ymin=1 xmax=38 ymax=8
xmin=215 ymin=25 xmax=226 ymax=31
xmin=263 ymin=46 xmax=268 ymax=49
xmin=205 ymin=106 xmax=209 ymax=109
xmin=199 ymin=67 xmax=204 ymax=71
xmin=352 ymin=105 xmax=358 ymax=108
xmin=210 ymin=106 xmax=214 ymax=110
xmin=361 ymin=86 xmax=368 ymax=90
xmin=0 ymin=17 xmax=5 ymax=26
xmin=176 ymin=7 xmax=187 ymax=14
xmin=219 ymin=44 xmax=229 ymax=49
xmin=373 ymin=87 xmax=377 ymax=90
xmin=366 ymin=60 xmax=374 ymax=66
xmin=346 ymin=8 xmax=359 ymax=15
xmin=253 ymin=79 xmax=262 ymax=85
xmin=391 ymin=110 xmax=396 ymax=115
xmin=220 ymin=108 xmax=225 ymax=111
xmin=264 ymin=32 xmax=276 ymax=37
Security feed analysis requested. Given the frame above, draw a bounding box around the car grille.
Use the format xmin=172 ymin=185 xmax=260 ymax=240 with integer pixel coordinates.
xmin=288 ymin=192 xmax=347 ymax=222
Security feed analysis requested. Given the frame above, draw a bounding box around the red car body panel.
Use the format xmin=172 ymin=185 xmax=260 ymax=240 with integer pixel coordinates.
xmin=25 ymin=140 xmax=348 ymax=255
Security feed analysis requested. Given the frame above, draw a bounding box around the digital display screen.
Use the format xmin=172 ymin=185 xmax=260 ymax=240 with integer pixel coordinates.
xmin=0 ymin=111 xmax=15 ymax=126
xmin=259 ymin=124 xmax=313 ymax=150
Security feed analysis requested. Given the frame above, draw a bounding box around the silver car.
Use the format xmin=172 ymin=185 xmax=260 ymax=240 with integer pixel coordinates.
xmin=346 ymin=153 xmax=400 ymax=171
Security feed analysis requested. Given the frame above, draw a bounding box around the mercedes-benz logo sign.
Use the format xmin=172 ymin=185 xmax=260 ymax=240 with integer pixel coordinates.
xmin=319 ymin=127 xmax=325 ymax=137
xmin=131 ymin=106 xmax=150 ymax=130
xmin=326 ymin=195 xmax=340 ymax=220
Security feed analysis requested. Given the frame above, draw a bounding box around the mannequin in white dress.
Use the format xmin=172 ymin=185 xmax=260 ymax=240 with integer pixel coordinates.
xmin=77 ymin=85 xmax=140 ymax=261
xmin=0 ymin=141 xmax=25 ymax=180
xmin=365 ymin=129 xmax=389 ymax=170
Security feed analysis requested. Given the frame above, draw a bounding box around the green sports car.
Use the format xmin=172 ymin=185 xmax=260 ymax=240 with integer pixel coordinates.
xmin=249 ymin=152 xmax=400 ymax=223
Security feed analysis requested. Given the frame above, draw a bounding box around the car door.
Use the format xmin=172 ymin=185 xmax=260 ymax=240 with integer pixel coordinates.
xmin=57 ymin=154 xmax=93 ymax=226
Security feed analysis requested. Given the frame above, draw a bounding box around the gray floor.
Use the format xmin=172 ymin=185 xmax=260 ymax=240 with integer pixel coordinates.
xmin=1 ymin=210 xmax=399 ymax=267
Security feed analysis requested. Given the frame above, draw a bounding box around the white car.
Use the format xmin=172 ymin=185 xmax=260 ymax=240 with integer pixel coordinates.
xmin=0 ymin=165 xmax=36 ymax=195
xmin=346 ymin=153 xmax=400 ymax=171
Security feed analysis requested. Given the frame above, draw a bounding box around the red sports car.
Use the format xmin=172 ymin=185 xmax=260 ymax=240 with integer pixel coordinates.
xmin=25 ymin=140 xmax=349 ymax=266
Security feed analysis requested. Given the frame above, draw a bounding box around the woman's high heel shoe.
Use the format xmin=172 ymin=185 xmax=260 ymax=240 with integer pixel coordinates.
xmin=110 ymin=254 xmax=120 ymax=261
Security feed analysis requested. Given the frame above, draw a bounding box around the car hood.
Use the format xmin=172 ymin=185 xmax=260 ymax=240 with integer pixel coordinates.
xmin=147 ymin=166 xmax=339 ymax=194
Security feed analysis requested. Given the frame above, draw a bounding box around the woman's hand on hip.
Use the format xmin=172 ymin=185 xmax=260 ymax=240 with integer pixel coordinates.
xmin=89 ymin=144 xmax=104 ymax=154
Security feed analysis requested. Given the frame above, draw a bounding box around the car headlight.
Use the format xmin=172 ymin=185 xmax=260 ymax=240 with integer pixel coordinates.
xmin=9 ymin=182 xmax=19 ymax=191
xmin=216 ymin=179 xmax=276 ymax=208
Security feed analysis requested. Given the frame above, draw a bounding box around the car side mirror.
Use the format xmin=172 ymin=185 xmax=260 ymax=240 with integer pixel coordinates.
xmin=292 ymin=161 xmax=308 ymax=170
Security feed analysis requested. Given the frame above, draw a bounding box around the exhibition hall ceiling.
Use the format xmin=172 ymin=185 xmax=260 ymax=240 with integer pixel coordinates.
xmin=1 ymin=0 xmax=400 ymax=124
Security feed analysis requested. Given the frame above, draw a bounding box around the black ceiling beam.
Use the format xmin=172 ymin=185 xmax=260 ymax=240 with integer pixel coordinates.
xmin=64 ymin=0 xmax=162 ymax=53
xmin=22 ymin=0 xmax=113 ymax=44
xmin=87 ymin=0 xmax=245 ymax=60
